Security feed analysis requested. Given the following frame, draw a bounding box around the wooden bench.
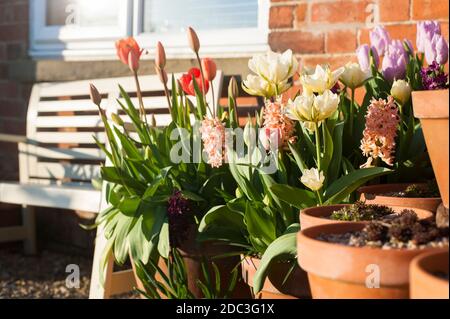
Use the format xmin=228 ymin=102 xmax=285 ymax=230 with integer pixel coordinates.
xmin=0 ymin=71 xmax=223 ymax=298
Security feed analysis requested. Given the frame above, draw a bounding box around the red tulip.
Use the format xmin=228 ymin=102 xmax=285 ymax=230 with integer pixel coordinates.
xmin=179 ymin=68 xmax=209 ymax=96
xmin=201 ymin=58 xmax=217 ymax=81
xmin=115 ymin=37 xmax=143 ymax=67
xmin=128 ymin=50 xmax=140 ymax=72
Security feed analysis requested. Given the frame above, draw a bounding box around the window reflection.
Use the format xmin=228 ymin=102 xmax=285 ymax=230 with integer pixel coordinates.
xmin=143 ymin=0 xmax=258 ymax=33
xmin=46 ymin=0 xmax=120 ymax=27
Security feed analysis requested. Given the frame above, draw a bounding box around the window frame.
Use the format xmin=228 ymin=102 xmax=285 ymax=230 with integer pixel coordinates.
xmin=29 ymin=0 xmax=269 ymax=60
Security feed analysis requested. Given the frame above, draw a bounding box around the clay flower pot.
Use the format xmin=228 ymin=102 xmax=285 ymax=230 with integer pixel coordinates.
xmin=241 ymin=255 xmax=311 ymax=299
xmin=412 ymin=90 xmax=449 ymax=210
xmin=358 ymin=184 xmax=441 ymax=212
xmin=300 ymin=204 xmax=433 ymax=230
xmin=297 ymin=222 xmax=446 ymax=299
xmin=410 ymin=250 xmax=449 ymax=299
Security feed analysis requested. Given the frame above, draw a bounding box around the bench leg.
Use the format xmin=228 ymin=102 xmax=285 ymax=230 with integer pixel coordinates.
xmin=22 ymin=205 xmax=37 ymax=255
xmin=89 ymin=223 xmax=114 ymax=299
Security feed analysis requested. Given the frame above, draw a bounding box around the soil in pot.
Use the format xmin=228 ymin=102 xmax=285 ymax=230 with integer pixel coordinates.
xmin=410 ymin=250 xmax=449 ymax=299
xmin=300 ymin=201 xmax=433 ymax=230
xmin=241 ymin=256 xmax=311 ymax=299
xmin=358 ymin=182 xmax=441 ymax=212
xmin=297 ymin=211 xmax=449 ymax=299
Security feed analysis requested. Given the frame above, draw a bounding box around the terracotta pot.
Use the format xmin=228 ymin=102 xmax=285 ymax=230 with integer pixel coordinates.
xmin=241 ymin=255 xmax=311 ymax=299
xmin=410 ymin=250 xmax=449 ymax=299
xmin=412 ymin=90 xmax=449 ymax=210
xmin=297 ymin=222 xmax=447 ymax=299
xmin=358 ymin=184 xmax=441 ymax=212
xmin=130 ymin=241 xmax=251 ymax=299
xmin=300 ymin=204 xmax=433 ymax=230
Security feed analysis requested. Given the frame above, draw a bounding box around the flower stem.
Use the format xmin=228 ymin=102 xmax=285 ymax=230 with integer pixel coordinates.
xmin=133 ymin=71 xmax=148 ymax=125
xmin=315 ymin=190 xmax=323 ymax=205
xmin=349 ymin=88 xmax=355 ymax=134
xmin=195 ymin=52 xmax=210 ymax=116
xmin=314 ymin=122 xmax=321 ymax=171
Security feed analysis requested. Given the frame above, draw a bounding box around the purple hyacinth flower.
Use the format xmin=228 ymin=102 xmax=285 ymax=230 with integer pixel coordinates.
xmin=420 ymin=61 xmax=449 ymax=90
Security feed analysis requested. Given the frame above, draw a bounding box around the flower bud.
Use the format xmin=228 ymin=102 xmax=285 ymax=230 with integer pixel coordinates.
xmin=111 ymin=113 xmax=124 ymax=126
xmin=243 ymin=121 xmax=256 ymax=147
xmin=89 ymin=84 xmax=102 ymax=106
xmin=228 ymin=76 xmax=239 ymax=99
xmin=155 ymin=41 xmax=166 ymax=69
xmin=201 ymin=58 xmax=217 ymax=81
xmin=390 ymin=79 xmax=411 ymax=105
xmin=187 ymin=26 xmax=200 ymax=53
xmin=340 ymin=62 xmax=371 ymax=89
xmin=151 ymin=114 xmax=157 ymax=127
xmin=221 ymin=111 xmax=229 ymax=121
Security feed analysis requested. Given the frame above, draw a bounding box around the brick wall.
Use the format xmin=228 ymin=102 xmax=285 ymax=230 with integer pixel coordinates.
xmin=0 ymin=0 xmax=30 ymax=180
xmin=268 ymin=0 xmax=449 ymax=69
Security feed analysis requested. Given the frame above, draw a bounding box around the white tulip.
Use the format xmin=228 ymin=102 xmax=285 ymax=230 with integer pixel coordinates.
xmin=285 ymin=90 xmax=339 ymax=123
xmin=301 ymin=168 xmax=325 ymax=191
xmin=248 ymin=49 xmax=298 ymax=94
xmin=242 ymin=74 xmax=275 ymax=98
xmin=390 ymin=79 xmax=411 ymax=105
xmin=301 ymin=64 xmax=345 ymax=94
xmin=313 ymin=89 xmax=340 ymax=121
xmin=339 ymin=62 xmax=371 ymax=89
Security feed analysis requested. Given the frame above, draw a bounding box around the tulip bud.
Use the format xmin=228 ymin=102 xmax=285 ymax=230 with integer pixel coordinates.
xmin=187 ymin=26 xmax=200 ymax=53
xmin=155 ymin=41 xmax=166 ymax=69
xmin=128 ymin=50 xmax=140 ymax=72
xmin=89 ymin=84 xmax=102 ymax=106
xmin=243 ymin=121 xmax=256 ymax=147
xmin=301 ymin=168 xmax=325 ymax=191
xmin=151 ymin=114 xmax=156 ymax=127
xmin=390 ymin=79 xmax=411 ymax=105
xmin=144 ymin=145 xmax=152 ymax=160
xmin=155 ymin=66 xmax=168 ymax=84
xmin=201 ymin=58 xmax=217 ymax=81
xmin=228 ymin=76 xmax=239 ymax=99
xmin=221 ymin=111 xmax=229 ymax=121
xmin=111 ymin=113 xmax=124 ymax=126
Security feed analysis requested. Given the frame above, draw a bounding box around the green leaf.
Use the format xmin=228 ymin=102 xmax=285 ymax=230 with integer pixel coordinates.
xmin=270 ymin=184 xmax=316 ymax=209
xmin=157 ymin=221 xmax=170 ymax=258
xmin=244 ymin=202 xmax=277 ymax=252
xmin=199 ymin=205 xmax=245 ymax=232
xmin=324 ymin=167 xmax=392 ymax=204
xmin=252 ymin=224 xmax=299 ymax=294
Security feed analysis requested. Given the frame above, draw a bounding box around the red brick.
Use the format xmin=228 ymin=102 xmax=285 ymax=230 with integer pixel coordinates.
xmin=441 ymin=22 xmax=449 ymax=42
xmin=412 ymin=0 xmax=449 ymax=20
xmin=300 ymin=54 xmax=356 ymax=70
xmin=295 ymin=3 xmax=308 ymax=23
xmin=379 ymin=0 xmax=410 ymax=22
xmin=311 ymin=1 xmax=370 ymax=23
xmin=269 ymin=31 xmax=324 ymax=54
xmin=269 ymin=5 xmax=294 ymax=28
xmin=326 ymin=29 xmax=357 ymax=53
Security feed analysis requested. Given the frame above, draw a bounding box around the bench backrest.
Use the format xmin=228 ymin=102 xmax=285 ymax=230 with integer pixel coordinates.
xmin=20 ymin=72 xmax=223 ymax=187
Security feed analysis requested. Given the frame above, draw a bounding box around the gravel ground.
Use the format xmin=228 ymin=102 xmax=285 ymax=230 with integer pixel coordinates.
xmin=0 ymin=247 xmax=139 ymax=299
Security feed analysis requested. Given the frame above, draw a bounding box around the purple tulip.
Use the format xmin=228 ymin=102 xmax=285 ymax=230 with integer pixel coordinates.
xmin=357 ymin=44 xmax=380 ymax=71
xmin=388 ymin=40 xmax=409 ymax=63
xmin=425 ymin=34 xmax=449 ymax=65
xmin=382 ymin=49 xmax=407 ymax=82
xmin=370 ymin=26 xmax=391 ymax=56
xmin=416 ymin=21 xmax=441 ymax=53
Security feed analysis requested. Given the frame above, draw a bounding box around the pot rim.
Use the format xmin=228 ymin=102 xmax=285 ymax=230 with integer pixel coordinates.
xmin=300 ymin=204 xmax=434 ymax=224
xmin=357 ymin=183 xmax=442 ymax=201
xmin=412 ymin=89 xmax=449 ymax=119
xmin=410 ymin=250 xmax=449 ymax=286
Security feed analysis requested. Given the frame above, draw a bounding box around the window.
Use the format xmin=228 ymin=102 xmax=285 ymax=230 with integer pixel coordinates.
xmin=29 ymin=0 xmax=269 ymax=60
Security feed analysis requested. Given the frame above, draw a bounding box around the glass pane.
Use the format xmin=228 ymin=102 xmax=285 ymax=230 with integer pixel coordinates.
xmin=46 ymin=0 xmax=120 ymax=27
xmin=143 ymin=0 xmax=258 ymax=33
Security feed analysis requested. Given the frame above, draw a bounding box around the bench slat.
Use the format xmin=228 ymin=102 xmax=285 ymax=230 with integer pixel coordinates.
xmin=0 ymin=182 xmax=101 ymax=212
xmin=38 ymin=99 xmax=107 ymax=112
xmin=29 ymin=146 xmax=105 ymax=160
xmin=34 ymin=132 xmax=106 ymax=144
